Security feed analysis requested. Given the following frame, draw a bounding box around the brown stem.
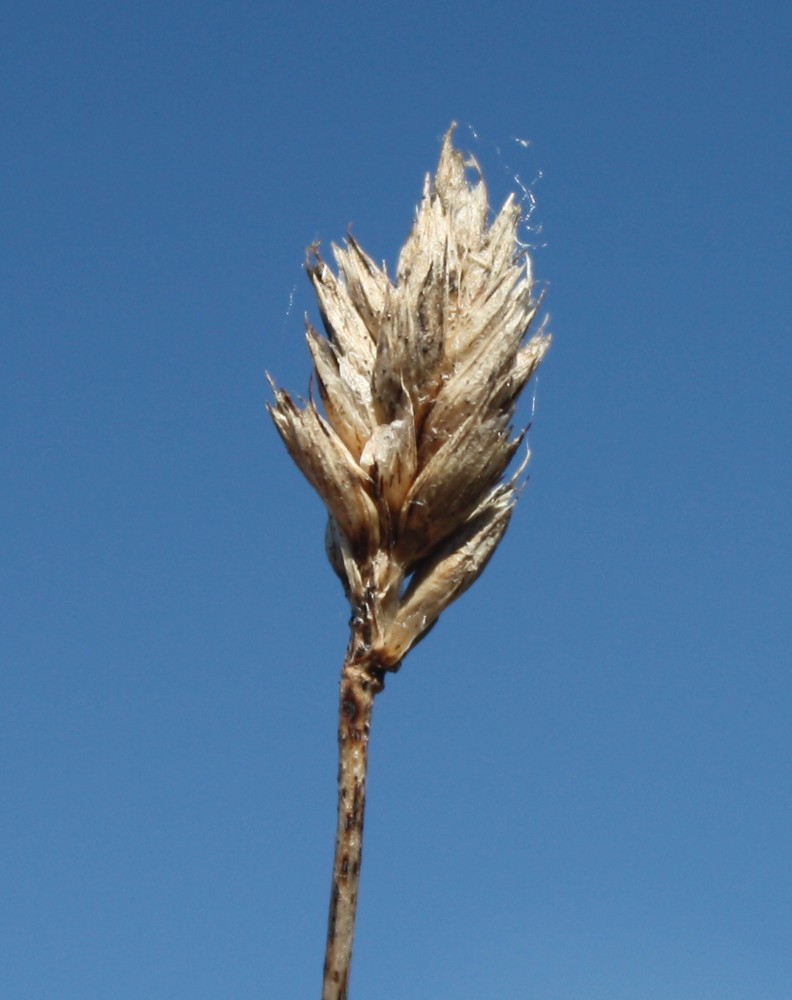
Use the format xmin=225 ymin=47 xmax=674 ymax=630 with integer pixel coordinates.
xmin=321 ymin=650 xmax=384 ymax=1000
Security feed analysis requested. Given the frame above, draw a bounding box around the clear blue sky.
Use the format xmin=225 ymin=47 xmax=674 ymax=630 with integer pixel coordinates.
xmin=2 ymin=2 xmax=790 ymax=997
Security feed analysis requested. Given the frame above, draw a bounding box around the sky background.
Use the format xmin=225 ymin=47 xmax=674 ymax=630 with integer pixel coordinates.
xmin=2 ymin=2 xmax=791 ymax=998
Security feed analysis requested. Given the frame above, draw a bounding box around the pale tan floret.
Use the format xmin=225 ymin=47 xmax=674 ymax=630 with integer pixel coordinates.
xmin=268 ymin=125 xmax=550 ymax=669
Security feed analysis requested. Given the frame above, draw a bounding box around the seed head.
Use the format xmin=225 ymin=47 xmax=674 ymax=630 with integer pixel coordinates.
xmin=269 ymin=126 xmax=550 ymax=670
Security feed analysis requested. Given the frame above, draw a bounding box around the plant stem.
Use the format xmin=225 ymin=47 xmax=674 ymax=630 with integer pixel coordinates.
xmin=322 ymin=647 xmax=384 ymax=1000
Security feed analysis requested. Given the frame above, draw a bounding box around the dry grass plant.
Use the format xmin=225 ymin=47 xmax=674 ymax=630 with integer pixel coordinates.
xmin=268 ymin=125 xmax=550 ymax=999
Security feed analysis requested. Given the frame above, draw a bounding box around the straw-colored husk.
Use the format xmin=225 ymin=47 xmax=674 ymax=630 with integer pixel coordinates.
xmin=269 ymin=126 xmax=550 ymax=671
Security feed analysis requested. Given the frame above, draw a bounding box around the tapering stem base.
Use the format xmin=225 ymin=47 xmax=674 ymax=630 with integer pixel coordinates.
xmin=321 ymin=653 xmax=384 ymax=1000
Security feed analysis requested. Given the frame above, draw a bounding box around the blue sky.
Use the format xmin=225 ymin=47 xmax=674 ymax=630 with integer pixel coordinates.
xmin=2 ymin=2 xmax=791 ymax=997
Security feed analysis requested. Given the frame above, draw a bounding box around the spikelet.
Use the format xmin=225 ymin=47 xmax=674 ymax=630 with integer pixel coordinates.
xmin=268 ymin=126 xmax=550 ymax=671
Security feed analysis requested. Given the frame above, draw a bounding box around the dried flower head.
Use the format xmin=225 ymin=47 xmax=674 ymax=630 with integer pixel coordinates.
xmin=269 ymin=126 xmax=550 ymax=672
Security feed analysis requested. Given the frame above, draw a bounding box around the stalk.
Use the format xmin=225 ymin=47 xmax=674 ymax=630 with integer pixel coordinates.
xmin=322 ymin=645 xmax=384 ymax=1000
